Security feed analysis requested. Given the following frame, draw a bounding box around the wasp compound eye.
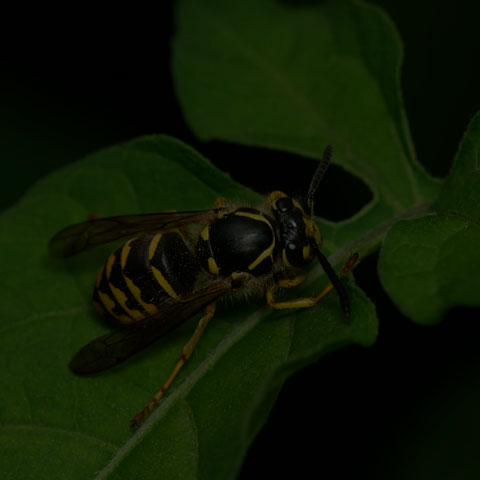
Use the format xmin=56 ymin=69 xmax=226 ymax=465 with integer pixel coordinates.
xmin=276 ymin=197 xmax=293 ymax=212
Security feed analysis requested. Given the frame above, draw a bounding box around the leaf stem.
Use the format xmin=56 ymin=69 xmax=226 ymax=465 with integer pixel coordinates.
xmin=327 ymin=200 xmax=434 ymax=267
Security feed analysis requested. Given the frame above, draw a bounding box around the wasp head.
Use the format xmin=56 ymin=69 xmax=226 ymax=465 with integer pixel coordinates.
xmin=268 ymin=145 xmax=352 ymax=321
xmin=269 ymin=192 xmax=321 ymax=268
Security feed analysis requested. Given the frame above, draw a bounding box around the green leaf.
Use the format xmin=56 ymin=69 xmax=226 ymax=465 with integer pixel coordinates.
xmin=172 ymin=0 xmax=441 ymax=251
xmin=0 ymin=136 xmax=377 ymax=479
xmin=379 ymin=111 xmax=480 ymax=324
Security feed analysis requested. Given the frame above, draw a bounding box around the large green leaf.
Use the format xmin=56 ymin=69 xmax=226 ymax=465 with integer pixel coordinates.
xmin=0 ymin=136 xmax=377 ymax=479
xmin=172 ymin=0 xmax=480 ymax=330
xmin=379 ymin=112 xmax=480 ymax=324
xmin=172 ymin=0 xmax=441 ymax=251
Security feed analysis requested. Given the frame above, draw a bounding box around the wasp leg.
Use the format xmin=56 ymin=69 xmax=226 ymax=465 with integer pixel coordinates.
xmin=266 ymin=254 xmax=358 ymax=309
xmin=131 ymin=301 xmax=217 ymax=428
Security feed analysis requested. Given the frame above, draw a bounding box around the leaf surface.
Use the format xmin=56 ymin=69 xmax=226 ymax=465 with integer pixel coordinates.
xmin=379 ymin=112 xmax=480 ymax=324
xmin=0 ymin=136 xmax=377 ymax=479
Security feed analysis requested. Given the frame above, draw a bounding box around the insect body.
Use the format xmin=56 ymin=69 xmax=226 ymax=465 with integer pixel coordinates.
xmin=49 ymin=145 xmax=356 ymax=427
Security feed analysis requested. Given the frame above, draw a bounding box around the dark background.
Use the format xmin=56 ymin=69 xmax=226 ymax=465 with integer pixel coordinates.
xmin=2 ymin=1 xmax=480 ymax=478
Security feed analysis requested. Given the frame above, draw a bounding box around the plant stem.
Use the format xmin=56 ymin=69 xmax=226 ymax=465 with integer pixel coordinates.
xmin=329 ymin=200 xmax=434 ymax=267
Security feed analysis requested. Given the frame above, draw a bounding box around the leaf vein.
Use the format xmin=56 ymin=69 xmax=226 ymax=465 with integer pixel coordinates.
xmin=180 ymin=398 xmax=200 ymax=478
xmin=0 ymin=306 xmax=88 ymax=336
xmin=198 ymin=4 xmax=331 ymax=136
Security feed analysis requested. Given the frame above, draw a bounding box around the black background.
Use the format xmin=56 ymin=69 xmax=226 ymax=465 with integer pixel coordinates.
xmin=2 ymin=1 xmax=480 ymax=478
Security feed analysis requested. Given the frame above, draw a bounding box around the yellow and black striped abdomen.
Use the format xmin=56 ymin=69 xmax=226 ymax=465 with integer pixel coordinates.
xmin=93 ymin=232 xmax=201 ymax=324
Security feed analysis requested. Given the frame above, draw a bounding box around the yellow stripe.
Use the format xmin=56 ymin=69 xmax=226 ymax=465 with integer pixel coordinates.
xmin=232 ymin=211 xmax=275 ymax=271
xmin=304 ymin=218 xmax=315 ymax=237
xmin=282 ymin=248 xmax=292 ymax=267
xmin=208 ymin=256 xmax=219 ymax=275
xmin=151 ymin=265 xmax=178 ymax=298
xmin=120 ymin=239 xmax=134 ymax=269
xmin=149 ymin=233 xmax=163 ymax=261
xmin=109 ymin=283 xmax=145 ymax=321
xmin=124 ymin=276 xmax=159 ymax=315
xmin=96 ymin=282 xmax=133 ymax=324
xmin=302 ymin=245 xmax=311 ymax=260
xmin=123 ymin=235 xmax=159 ymax=314
xmin=267 ymin=191 xmax=287 ymax=208
xmin=200 ymin=226 xmax=209 ymax=241
xmin=293 ymin=199 xmax=306 ymax=216
xmin=117 ymin=314 xmax=136 ymax=324
xmin=248 ymin=241 xmax=275 ymax=270
xmin=104 ymin=251 xmax=144 ymax=321
xmin=98 ymin=290 xmax=117 ymax=318
xmin=106 ymin=253 xmax=116 ymax=278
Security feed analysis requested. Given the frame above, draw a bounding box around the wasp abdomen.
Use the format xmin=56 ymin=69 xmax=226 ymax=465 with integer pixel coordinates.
xmin=93 ymin=232 xmax=201 ymax=324
xmin=196 ymin=208 xmax=275 ymax=277
xmin=148 ymin=232 xmax=201 ymax=296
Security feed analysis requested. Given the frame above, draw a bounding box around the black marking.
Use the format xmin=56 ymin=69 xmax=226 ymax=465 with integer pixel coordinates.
xmin=196 ymin=227 xmax=215 ymax=274
xmin=149 ymin=232 xmax=201 ymax=295
xmin=203 ymin=209 xmax=274 ymax=277
xmin=95 ymin=258 xmax=131 ymax=321
xmin=122 ymin=236 xmax=169 ymax=306
xmin=272 ymin=202 xmax=310 ymax=267
xmin=109 ymin=249 xmax=146 ymax=316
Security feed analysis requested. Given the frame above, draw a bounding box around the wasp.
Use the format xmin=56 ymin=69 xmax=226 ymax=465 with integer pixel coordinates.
xmin=49 ymin=145 xmax=357 ymax=428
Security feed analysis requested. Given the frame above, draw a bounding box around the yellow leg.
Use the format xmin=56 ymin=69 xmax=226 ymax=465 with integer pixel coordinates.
xmin=131 ymin=302 xmax=217 ymax=428
xmin=266 ymin=287 xmax=324 ymax=309
xmin=267 ymin=253 xmax=358 ymax=310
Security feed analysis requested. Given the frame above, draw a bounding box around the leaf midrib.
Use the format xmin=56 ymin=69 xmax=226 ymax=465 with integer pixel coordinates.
xmin=95 ymin=304 xmax=269 ymax=479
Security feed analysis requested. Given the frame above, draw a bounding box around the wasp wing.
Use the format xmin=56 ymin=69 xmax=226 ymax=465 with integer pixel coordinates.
xmin=49 ymin=209 xmax=220 ymax=257
xmin=69 ymin=277 xmax=233 ymax=375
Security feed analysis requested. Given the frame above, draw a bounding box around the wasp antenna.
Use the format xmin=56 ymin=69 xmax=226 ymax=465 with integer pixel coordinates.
xmin=313 ymin=244 xmax=351 ymax=322
xmin=306 ymin=144 xmax=333 ymax=210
